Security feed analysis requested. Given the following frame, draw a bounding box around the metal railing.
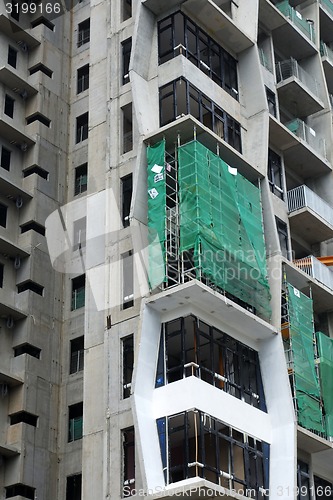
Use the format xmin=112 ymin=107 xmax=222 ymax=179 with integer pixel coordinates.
xmin=287 ymin=185 xmax=333 ymax=227
xmin=320 ymin=41 xmax=333 ymax=63
xmin=275 ymin=1 xmax=315 ymax=42
xmin=293 ymin=255 xmax=333 ymax=291
xmin=285 ymin=118 xmax=327 ymax=158
xmin=259 ymin=48 xmax=273 ymax=72
xmin=276 ymin=58 xmax=320 ymax=98
xmin=319 ymin=0 xmax=333 ymax=17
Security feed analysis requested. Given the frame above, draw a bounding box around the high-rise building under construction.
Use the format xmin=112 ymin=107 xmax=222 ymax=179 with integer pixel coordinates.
xmin=1 ymin=0 xmax=333 ymax=498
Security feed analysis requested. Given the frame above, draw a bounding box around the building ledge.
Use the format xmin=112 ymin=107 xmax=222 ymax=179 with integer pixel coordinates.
xmin=144 ymin=115 xmax=261 ymax=182
xmin=0 ymin=443 xmax=20 ymax=457
xmin=149 ymin=478 xmax=252 ymax=500
xmin=0 ymin=176 xmax=33 ymax=204
xmin=147 ymin=281 xmax=277 ymax=341
xmin=288 ymin=207 xmax=333 ymax=245
xmin=0 ymin=67 xmax=37 ymax=98
xmin=0 ymin=14 xmax=40 ymax=48
xmin=0 ymin=370 xmax=23 ymax=386
xmin=0 ymin=117 xmax=35 ymax=149
xmin=297 ymin=426 xmax=333 ymax=454
xmin=0 ymin=235 xmax=30 ymax=258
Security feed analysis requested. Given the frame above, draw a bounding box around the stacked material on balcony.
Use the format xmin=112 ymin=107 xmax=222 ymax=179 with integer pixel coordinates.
xmin=317 ymin=332 xmax=333 ymax=439
xmin=287 ymin=284 xmax=325 ymax=434
xmin=177 ymin=141 xmax=271 ymax=318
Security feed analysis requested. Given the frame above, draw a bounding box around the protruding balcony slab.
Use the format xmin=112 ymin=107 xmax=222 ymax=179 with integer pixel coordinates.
xmin=298 ymin=426 xmax=333 ymax=454
xmin=147 ymin=281 xmax=277 ymax=342
xmin=0 ymin=67 xmax=37 ymax=98
xmin=0 ymin=14 xmax=40 ymax=48
xmin=0 ymin=444 xmax=20 ymax=457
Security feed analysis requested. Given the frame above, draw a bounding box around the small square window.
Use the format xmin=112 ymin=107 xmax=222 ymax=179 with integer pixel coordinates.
xmin=66 ymin=474 xmax=82 ymax=500
xmin=74 ymin=163 xmax=88 ymax=195
xmin=0 ymin=203 xmax=7 ymax=228
xmin=122 ymin=104 xmax=133 ymax=154
xmin=77 ymin=64 xmax=89 ymax=93
xmin=121 ymin=174 xmax=132 ymax=227
xmin=4 ymin=95 xmax=15 ymax=118
xmin=8 ymin=46 xmax=17 ymax=68
xmin=1 ymin=147 xmax=11 ymax=171
xmin=71 ymin=274 xmax=85 ymax=310
xmin=76 ymin=112 xmax=88 ymax=143
xmin=122 ymin=38 xmax=132 ymax=85
xmin=70 ymin=336 xmax=84 ymax=374
xmin=78 ymin=19 xmax=90 ymax=47
xmin=68 ymin=402 xmax=83 ymax=442
xmin=122 ymin=0 xmax=132 ymax=21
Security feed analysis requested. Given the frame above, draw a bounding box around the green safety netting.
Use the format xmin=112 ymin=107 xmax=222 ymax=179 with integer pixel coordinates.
xmin=147 ymin=140 xmax=167 ymax=289
xmin=177 ymin=141 xmax=271 ymax=319
xmin=316 ymin=331 xmax=333 ymax=438
xmin=287 ymin=284 xmax=325 ymax=434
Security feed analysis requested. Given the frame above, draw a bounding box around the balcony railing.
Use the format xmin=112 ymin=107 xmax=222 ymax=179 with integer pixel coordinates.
xmin=320 ymin=41 xmax=333 ymax=63
xmin=319 ymin=0 xmax=333 ymax=17
xmin=276 ymin=58 xmax=320 ymax=98
xmin=285 ymin=118 xmax=326 ymax=158
xmin=287 ymin=185 xmax=333 ymax=226
xmin=275 ymin=1 xmax=315 ymax=42
xmin=293 ymin=255 xmax=333 ymax=291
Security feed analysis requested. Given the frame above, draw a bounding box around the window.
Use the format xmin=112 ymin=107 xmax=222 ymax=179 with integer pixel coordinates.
xmin=122 ymin=104 xmax=133 ymax=154
xmin=10 ymin=1 xmax=20 ymax=21
xmin=122 ymin=38 xmax=132 ymax=85
xmin=1 ymin=147 xmax=11 ymax=171
xmin=73 ymin=217 xmax=86 ymax=250
xmin=297 ymin=461 xmax=310 ymax=500
xmin=121 ymin=174 xmax=132 ymax=227
xmin=4 ymin=95 xmax=14 ymax=118
xmin=122 ymin=0 xmax=132 ymax=21
xmin=276 ymin=218 xmax=290 ymax=259
xmin=78 ymin=19 xmax=90 ymax=47
xmin=71 ymin=275 xmax=85 ymax=310
xmin=70 ymin=336 xmax=84 ymax=374
xmin=8 ymin=46 xmax=17 ymax=68
xmin=158 ymin=12 xmax=238 ymax=99
xmin=159 ymin=78 xmax=241 ymax=153
xmin=66 ymin=474 xmax=82 ymax=500
xmin=157 ymin=410 xmax=270 ymax=494
xmin=14 ymin=343 xmax=41 ymax=358
xmin=122 ymin=335 xmax=134 ymax=398
xmin=10 ymin=411 xmax=38 ymax=426
xmin=77 ymin=64 xmax=89 ymax=93
xmin=0 ymin=263 xmax=3 ymax=287
xmin=156 ymin=316 xmax=266 ymax=411
xmin=268 ymin=149 xmax=284 ymax=199
xmin=122 ymin=427 xmax=135 ymax=495
xmin=29 ymin=63 xmax=53 ymax=78
xmin=266 ymin=87 xmax=277 ymax=117
xmin=0 ymin=203 xmax=8 ymax=227
xmin=122 ymin=250 xmax=133 ymax=309
xmin=68 ymin=402 xmax=83 ymax=442
xmin=5 ymin=484 xmax=35 ymax=500
xmin=76 ymin=112 xmax=89 ymax=143
xmin=17 ymin=280 xmax=44 ymax=296
xmin=314 ymin=475 xmax=333 ymax=499
xmin=74 ymin=163 xmax=88 ymax=195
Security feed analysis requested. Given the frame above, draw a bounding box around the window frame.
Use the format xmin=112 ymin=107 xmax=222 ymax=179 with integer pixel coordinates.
xmin=77 ymin=64 xmax=89 ymax=94
xmin=8 ymin=45 xmax=18 ymax=68
xmin=71 ymin=274 xmax=86 ymax=311
xmin=122 ymin=38 xmax=132 ymax=85
xmin=268 ymin=148 xmax=284 ymax=200
xmin=77 ymin=18 xmax=90 ymax=47
xmin=70 ymin=336 xmax=84 ymax=374
xmin=4 ymin=94 xmax=15 ymax=118
xmin=121 ymin=174 xmax=132 ymax=228
xmin=68 ymin=402 xmax=83 ymax=442
xmin=122 ymin=335 xmax=134 ymax=399
xmin=76 ymin=112 xmax=89 ymax=143
xmin=74 ymin=163 xmax=88 ymax=195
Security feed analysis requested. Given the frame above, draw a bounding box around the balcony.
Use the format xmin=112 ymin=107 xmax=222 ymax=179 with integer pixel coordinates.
xmin=259 ymin=0 xmax=317 ymax=59
xmin=276 ymin=59 xmax=324 ymax=117
xmin=320 ymin=42 xmax=333 ymax=89
xmin=287 ymin=185 xmax=333 ymax=244
xmin=293 ymin=256 xmax=333 ymax=293
xmin=0 ymin=13 xmax=40 ymax=49
xmin=0 ymin=66 xmax=37 ymax=99
xmin=319 ymin=0 xmax=333 ymax=19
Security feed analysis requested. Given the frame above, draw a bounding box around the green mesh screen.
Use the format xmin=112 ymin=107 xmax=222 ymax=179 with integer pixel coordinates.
xmin=178 ymin=141 xmax=271 ymax=318
xmin=147 ymin=140 xmax=166 ymax=289
xmin=317 ymin=331 xmax=333 ymax=438
xmin=287 ymin=284 xmax=324 ymax=434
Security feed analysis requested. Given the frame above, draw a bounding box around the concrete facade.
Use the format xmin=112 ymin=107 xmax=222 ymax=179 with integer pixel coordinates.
xmin=1 ymin=0 xmax=333 ymax=499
